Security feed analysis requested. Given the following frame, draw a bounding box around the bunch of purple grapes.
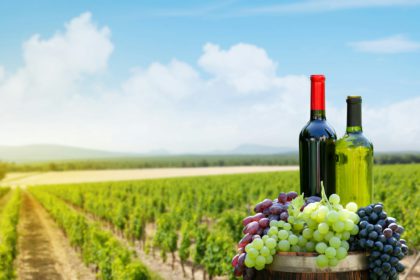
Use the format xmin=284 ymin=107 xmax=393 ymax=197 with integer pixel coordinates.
xmin=232 ymin=191 xmax=298 ymax=278
xmin=351 ymin=203 xmax=408 ymax=280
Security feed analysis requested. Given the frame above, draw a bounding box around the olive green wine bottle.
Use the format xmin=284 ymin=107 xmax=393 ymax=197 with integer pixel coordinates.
xmin=335 ymin=96 xmax=373 ymax=207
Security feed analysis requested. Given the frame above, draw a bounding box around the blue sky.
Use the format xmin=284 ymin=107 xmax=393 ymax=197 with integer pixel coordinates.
xmin=0 ymin=1 xmax=419 ymax=152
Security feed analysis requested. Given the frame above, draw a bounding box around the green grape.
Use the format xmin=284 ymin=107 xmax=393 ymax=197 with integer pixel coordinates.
xmin=341 ymin=231 xmax=350 ymax=241
xmin=253 ymin=238 xmax=264 ymax=250
xmin=344 ymin=220 xmax=354 ymax=231
xmin=334 ymin=233 xmax=343 ymax=239
xmin=313 ymin=230 xmax=324 ymax=242
xmin=329 ymin=237 xmax=341 ymax=249
xmin=325 ymin=247 xmax=336 ymax=258
xmin=278 ymin=221 xmax=285 ymax=228
xmin=316 ymin=255 xmax=329 ymax=268
xmin=291 ymin=245 xmax=301 ymax=252
xmin=333 ymin=221 xmax=345 ymax=232
xmin=340 ymin=240 xmax=349 ymax=251
xmin=269 ymin=220 xmax=279 ymax=228
xmin=311 ymin=210 xmax=319 ymax=220
xmin=278 ymin=240 xmax=291 ymax=252
xmin=345 ymin=202 xmax=358 ymax=213
xmin=350 ymin=224 xmax=359 ymax=235
xmin=318 ymin=223 xmax=329 ymax=234
xmin=336 ymin=247 xmax=348 ymax=260
xmin=324 ymin=231 xmax=334 ymax=242
xmin=329 ymin=194 xmax=340 ymax=205
xmin=265 ymin=254 xmax=273 ymax=264
xmin=298 ymin=236 xmax=307 ymax=247
xmin=265 ymin=238 xmax=277 ymax=249
xmin=245 ymin=254 xmax=256 ymax=267
xmin=293 ymin=221 xmax=304 ymax=232
xmin=288 ymin=234 xmax=299 ymax=245
xmin=317 ymin=206 xmax=329 ymax=221
xmin=278 ymin=230 xmax=289 ymax=240
xmin=270 ymin=248 xmax=276 ymax=255
xmin=302 ymin=228 xmax=313 ymax=240
xmin=262 ymin=235 xmax=269 ymax=242
xmin=245 ymin=243 xmax=253 ymax=253
xmin=326 ymin=210 xmax=339 ymax=224
xmin=329 ymin=258 xmax=339 ymax=267
xmin=255 ymin=256 xmax=266 ymax=267
xmin=255 ymin=263 xmax=265 ymax=271
xmin=306 ymin=241 xmax=315 ymax=252
xmin=288 ymin=216 xmax=295 ymax=224
xmin=260 ymin=246 xmax=270 ymax=257
xmin=315 ymin=242 xmax=327 ymax=254
xmin=307 ymin=219 xmax=318 ymax=229
xmin=248 ymin=247 xmax=259 ymax=258
xmin=338 ymin=210 xmax=349 ymax=221
xmin=349 ymin=212 xmax=360 ymax=224
xmin=283 ymin=223 xmax=292 ymax=231
xmin=271 ymin=234 xmax=278 ymax=241
xmin=268 ymin=227 xmax=278 ymax=237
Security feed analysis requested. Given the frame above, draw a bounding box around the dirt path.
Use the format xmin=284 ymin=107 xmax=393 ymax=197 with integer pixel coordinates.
xmin=2 ymin=166 xmax=298 ymax=187
xmin=16 ymin=192 xmax=96 ymax=280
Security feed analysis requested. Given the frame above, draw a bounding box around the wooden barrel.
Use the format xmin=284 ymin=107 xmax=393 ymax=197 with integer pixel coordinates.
xmin=253 ymin=252 xmax=369 ymax=280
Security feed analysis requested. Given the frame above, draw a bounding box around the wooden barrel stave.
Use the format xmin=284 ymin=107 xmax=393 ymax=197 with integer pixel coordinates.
xmin=253 ymin=252 xmax=369 ymax=280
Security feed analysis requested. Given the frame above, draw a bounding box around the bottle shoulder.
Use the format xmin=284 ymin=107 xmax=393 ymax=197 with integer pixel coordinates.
xmin=300 ymin=119 xmax=337 ymax=140
xmin=336 ymin=132 xmax=373 ymax=150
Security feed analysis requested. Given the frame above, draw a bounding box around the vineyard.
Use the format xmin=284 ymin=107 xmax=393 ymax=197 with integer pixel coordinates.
xmin=0 ymin=164 xmax=418 ymax=279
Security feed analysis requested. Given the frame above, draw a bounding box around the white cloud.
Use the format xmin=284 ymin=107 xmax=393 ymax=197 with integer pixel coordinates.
xmin=0 ymin=12 xmax=418 ymax=153
xmin=0 ymin=66 xmax=4 ymax=81
xmin=349 ymin=35 xmax=420 ymax=54
xmin=198 ymin=43 xmax=277 ymax=93
xmin=237 ymin=0 xmax=420 ymax=15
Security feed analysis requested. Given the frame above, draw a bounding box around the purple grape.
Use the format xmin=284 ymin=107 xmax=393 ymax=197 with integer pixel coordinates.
xmin=280 ymin=212 xmax=289 ymax=221
xmin=287 ymin=191 xmax=298 ymax=201
xmin=388 ymin=223 xmax=398 ymax=231
xmin=242 ymin=221 xmax=259 ymax=235
xmin=238 ymin=233 xmax=252 ymax=248
xmin=242 ymin=216 xmax=254 ymax=226
xmin=238 ymin=253 xmax=246 ymax=267
xmin=252 ymin=235 xmax=261 ymax=241
xmin=258 ymin=218 xmax=270 ymax=228
xmin=383 ymin=228 xmax=393 ymax=238
xmin=231 ymin=254 xmax=239 ymax=267
xmin=278 ymin=192 xmax=287 ymax=203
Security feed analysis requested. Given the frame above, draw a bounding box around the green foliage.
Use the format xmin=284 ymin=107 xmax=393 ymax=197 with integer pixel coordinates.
xmin=32 ymin=164 xmax=420 ymax=278
xmin=30 ymin=189 xmax=154 ymax=280
xmin=0 ymin=189 xmax=21 ymax=280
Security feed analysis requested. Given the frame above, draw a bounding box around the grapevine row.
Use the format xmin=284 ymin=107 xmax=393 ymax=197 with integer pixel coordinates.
xmin=0 ymin=189 xmax=21 ymax=280
xmin=30 ymin=189 xmax=155 ymax=280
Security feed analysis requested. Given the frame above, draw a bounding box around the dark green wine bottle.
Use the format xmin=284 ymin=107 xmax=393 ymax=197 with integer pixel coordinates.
xmin=299 ymin=75 xmax=337 ymax=197
xmin=336 ymin=96 xmax=373 ymax=207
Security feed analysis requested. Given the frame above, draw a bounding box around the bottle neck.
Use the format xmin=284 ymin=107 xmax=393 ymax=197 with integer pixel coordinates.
xmin=347 ymin=98 xmax=362 ymax=133
xmin=346 ymin=126 xmax=363 ymax=133
xmin=311 ymin=110 xmax=326 ymax=120
xmin=310 ymin=76 xmax=326 ymax=120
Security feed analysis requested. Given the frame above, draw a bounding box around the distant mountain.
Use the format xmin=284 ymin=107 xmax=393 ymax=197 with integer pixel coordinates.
xmin=207 ymin=144 xmax=295 ymax=155
xmin=229 ymin=144 xmax=294 ymax=155
xmin=0 ymin=144 xmax=135 ymax=162
xmin=0 ymin=143 xmax=295 ymax=163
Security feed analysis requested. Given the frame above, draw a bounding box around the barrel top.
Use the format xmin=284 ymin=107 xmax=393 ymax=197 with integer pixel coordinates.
xmin=268 ymin=252 xmax=368 ymax=273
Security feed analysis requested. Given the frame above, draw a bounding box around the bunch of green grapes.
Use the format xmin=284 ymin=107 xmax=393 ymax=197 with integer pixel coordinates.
xmin=243 ymin=235 xmax=278 ymax=271
xmin=286 ymin=191 xmax=360 ymax=268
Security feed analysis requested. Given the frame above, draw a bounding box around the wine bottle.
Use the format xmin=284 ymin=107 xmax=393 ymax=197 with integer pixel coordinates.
xmin=336 ymin=96 xmax=373 ymax=206
xmin=299 ymin=75 xmax=337 ymax=197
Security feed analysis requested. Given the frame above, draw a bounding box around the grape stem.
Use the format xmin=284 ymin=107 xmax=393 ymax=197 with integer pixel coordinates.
xmin=320 ymin=183 xmax=332 ymax=209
